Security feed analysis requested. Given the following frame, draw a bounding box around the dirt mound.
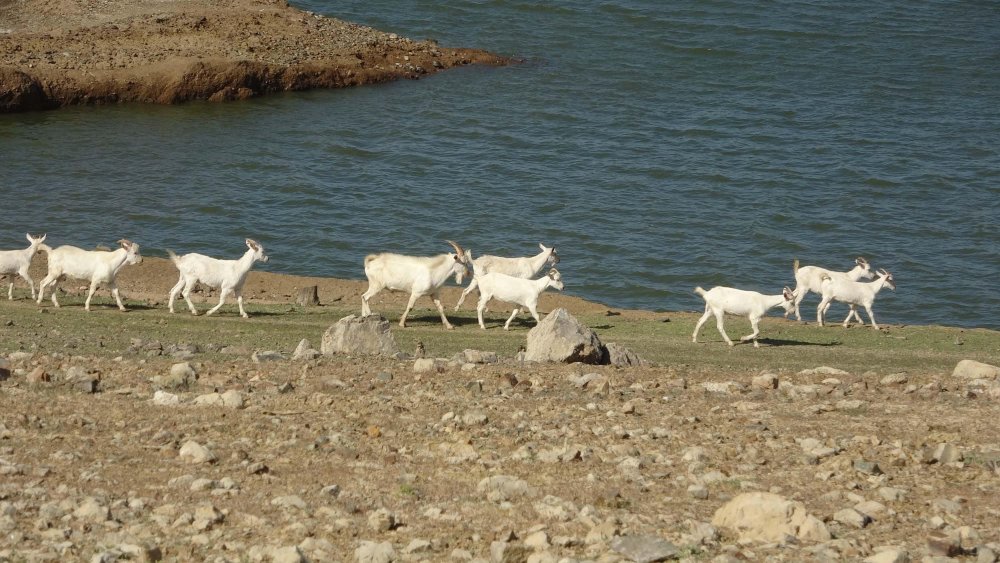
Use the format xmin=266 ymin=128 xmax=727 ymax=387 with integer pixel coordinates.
xmin=0 ymin=0 xmax=509 ymax=112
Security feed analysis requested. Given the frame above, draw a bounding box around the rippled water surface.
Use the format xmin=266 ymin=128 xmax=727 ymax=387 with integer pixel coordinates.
xmin=2 ymin=0 xmax=998 ymax=328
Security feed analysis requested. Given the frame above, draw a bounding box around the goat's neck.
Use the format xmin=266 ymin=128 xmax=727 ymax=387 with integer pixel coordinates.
xmin=527 ymin=250 xmax=551 ymax=275
xmin=109 ymin=249 xmax=131 ymax=275
xmin=763 ymin=293 xmax=789 ymax=310
xmin=235 ymin=248 xmax=257 ymax=272
xmin=870 ymin=277 xmax=889 ymax=294
xmin=431 ymin=254 xmax=460 ymax=284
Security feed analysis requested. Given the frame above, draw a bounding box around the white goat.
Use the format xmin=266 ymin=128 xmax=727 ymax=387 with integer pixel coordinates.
xmin=36 ymin=239 xmax=143 ymax=311
xmin=0 ymin=233 xmax=46 ymax=300
xmin=454 ymin=243 xmax=559 ymax=310
xmin=693 ymin=285 xmax=795 ymax=348
xmin=789 ymin=257 xmax=873 ymax=321
xmin=817 ymin=268 xmax=895 ymax=330
xmin=476 ymin=268 xmax=564 ymax=330
xmin=167 ymin=239 xmax=269 ymax=318
xmin=361 ymin=240 xmax=471 ymax=329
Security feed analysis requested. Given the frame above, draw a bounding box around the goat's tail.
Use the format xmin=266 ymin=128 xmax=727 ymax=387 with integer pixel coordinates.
xmin=694 ymin=286 xmax=707 ymax=297
xmin=363 ymin=254 xmax=378 ymax=267
xmin=37 ymin=244 xmax=53 ymax=255
xmin=166 ymin=250 xmax=181 ymax=266
xmin=793 ymin=258 xmax=799 ymax=274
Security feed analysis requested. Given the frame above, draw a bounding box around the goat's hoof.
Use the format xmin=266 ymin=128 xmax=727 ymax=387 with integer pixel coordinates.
xmin=241 ymin=314 xmax=249 ymax=319
xmin=444 ymin=325 xmax=454 ymax=331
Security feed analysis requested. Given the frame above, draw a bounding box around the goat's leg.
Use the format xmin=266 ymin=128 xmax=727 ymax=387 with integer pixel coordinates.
xmin=108 ymin=281 xmax=127 ymax=311
xmin=692 ymin=307 xmax=712 ymax=343
xmin=430 ymin=292 xmax=454 ymax=330
xmin=361 ymin=284 xmax=381 ymax=316
xmin=864 ymin=305 xmax=879 ymax=330
xmin=6 ymin=281 xmax=12 ymax=300
xmin=455 ymin=278 xmax=478 ymax=311
xmin=503 ymin=308 xmax=521 ymax=331
xmin=476 ymin=294 xmax=490 ymax=329
xmin=842 ymin=305 xmax=857 ymax=327
xmin=714 ymin=312 xmax=734 ymax=346
xmin=168 ymin=277 xmax=185 ymax=313
xmin=206 ymin=288 xmax=231 ymax=316
xmin=236 ymin=292 xmax=248 ymax=318
xmin=36 ymin=274 xmax=54 ymax=305
xmin=84 ymin=280 xmax=99 ymax=311
xmin=816 ymin=298 xmax=831 ymax=326
xmin=181 ymin=282 xmax=199 ymax=315
xmin=791 ymin=287 xmax=806 ymax=321
xmin=398 ymin=292 xmax=420 ymax=328
xmin=843 ymin=305 xmax=863 ymax=326
xmin=19 ymin=267 xmax=34 ymax=299
xmin=741 ymin=316 xmax=762 ymax=348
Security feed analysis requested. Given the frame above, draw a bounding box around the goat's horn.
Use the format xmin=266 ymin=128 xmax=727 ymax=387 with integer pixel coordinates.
xmin=117 ymin=239 xmax=131 ymax=247
xmin=445 ymin=240 xmax=464 ymax=256
xmin=856 ymin=257 xmax=867 ymax=265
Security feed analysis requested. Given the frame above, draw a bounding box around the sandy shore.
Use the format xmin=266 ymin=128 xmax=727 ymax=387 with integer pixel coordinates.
xmin=0 ymin=0 xmax=509 ymax=112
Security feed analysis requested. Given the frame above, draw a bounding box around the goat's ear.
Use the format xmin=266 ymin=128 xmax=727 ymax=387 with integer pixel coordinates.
xmin=245 ymin=238 xmax=255 ymax=249
xmin=783 ymin=286 xmax=794 ymax=300
xmin=38 ymin=233 xmax=46 ymax=242
xmin=118 ymin=239 xmax=131 ymax=249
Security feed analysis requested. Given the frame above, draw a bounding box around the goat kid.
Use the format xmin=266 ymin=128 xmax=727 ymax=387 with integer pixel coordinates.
xmin=168 ymin=239 xmax=269 ymax=318
xmin=362 ymin=240 xmax=471 ymax=329
xmin=455 ymin=243 xmax=559 ymax=310
xmin=0 ymin=233 xmax=46 ymax=300
xmin=817 ymin=268 xmax=895 ymax=330
xmin=789 ymin=257 xmax=873 ymax=321
xmin=36 ymin=239 xmax=142 ymax=311
xmin=693 ymin=285 xmax=795 ymax=348
xmin=476 ymin=268 xmax=564 ymax=330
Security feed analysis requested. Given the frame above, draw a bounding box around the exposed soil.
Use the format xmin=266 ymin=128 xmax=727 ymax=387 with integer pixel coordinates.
xmin=0 ymin=0 xmax=509 ymax=112
xmin=2 ymin=256 xmax=1000 ymax=562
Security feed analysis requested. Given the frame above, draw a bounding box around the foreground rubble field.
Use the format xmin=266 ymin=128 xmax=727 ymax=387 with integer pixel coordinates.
xmin=2 ymin=344 xmax=1000 ymax=562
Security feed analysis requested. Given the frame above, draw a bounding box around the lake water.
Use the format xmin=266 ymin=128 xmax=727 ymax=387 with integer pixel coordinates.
xmin=2 ymin=0 xmax=998 ymax=328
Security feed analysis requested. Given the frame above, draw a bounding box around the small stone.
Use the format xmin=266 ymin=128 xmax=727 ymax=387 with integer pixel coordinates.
xmin=152 ymin=390 xmax=180 ymax=406
xmin=355 ymin=541 xmax=395 ymax=563
xmin=179 ymin=441 xmax=216 ymax=464
xmin=270 ymin=546 xmax=306 ymax=563
xmin=879 ymin=373 xmax=908 ymax=386
xmin=368 ymin=508 xmax=397 ymax=531
xmin=610 ymin=535 xmax=679 ymax=563
xmin=864 ymin=547 xmax=910 ymax=563
xmin=252 ymin=350 xmax=285 ymax=363
xmin=933 ymin=443 xmax=963 ymax=464
xmin=688 ymin=484 xmax=709 ymax=499
xmin=853 ymin=459 xmax=883 ymax=475
xmin=834 ymin=508 xmax=870 ymax=528
xmin=751 ymin=373 xmax=778 ymax=390
xmin=927 ymin=530 xmax=962 ymax=557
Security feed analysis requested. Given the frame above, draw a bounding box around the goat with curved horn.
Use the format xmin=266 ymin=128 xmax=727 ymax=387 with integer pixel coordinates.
xmin=362 ymin=240 xmax=472 ymax=329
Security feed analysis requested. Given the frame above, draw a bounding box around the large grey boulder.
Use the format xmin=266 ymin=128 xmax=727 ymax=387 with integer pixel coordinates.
xmin=321 ymin=314 xmax=400 ymax=357
xmin=525 ymin=308 xmax=606 ymax=364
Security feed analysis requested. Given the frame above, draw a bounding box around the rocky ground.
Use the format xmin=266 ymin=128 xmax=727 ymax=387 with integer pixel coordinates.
xmin=0 ymin=0 xmax=508 ymax=112
xmin=1 ymin=259 xmax=1000 ymax=562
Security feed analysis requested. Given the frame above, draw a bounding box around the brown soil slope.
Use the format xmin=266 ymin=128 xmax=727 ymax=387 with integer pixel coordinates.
xmin=0 ymin=0 xmax=509 ymax=112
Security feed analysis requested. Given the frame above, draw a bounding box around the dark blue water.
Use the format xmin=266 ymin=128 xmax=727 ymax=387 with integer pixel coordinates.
xmin=2 ymin=0 xmax=998 ymax=328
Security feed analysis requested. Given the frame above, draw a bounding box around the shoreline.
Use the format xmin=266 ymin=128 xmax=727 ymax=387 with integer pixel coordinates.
xmin=0 ymin=0 xmax=510 ymax=112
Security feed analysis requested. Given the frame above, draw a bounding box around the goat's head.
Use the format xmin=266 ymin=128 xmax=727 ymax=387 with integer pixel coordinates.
xmin=877 ymin=268 xmax=895 ymax=291
xmin=547 ymin=268 xmax=565 ymax=291
xmin=780 ymin=286 xmax=795 ymax=315
xmin=27 ymin=233 xmax=46 ymax=251
xmin=855 ymin=256 xmax=874 ymax=280
xmin=540 ymin=243 xmax=560 ymax=266
xmin=118 ymin=239 xmax=143 ymax=265
xmin=246 ymin=238 xmax=269 ymax=263
xmin=446 ymin=240 xmax=472 ymax=283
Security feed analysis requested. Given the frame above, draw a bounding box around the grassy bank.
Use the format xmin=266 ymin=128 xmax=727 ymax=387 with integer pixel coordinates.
xmin=1 ymin=291 xmax=996 ymax=376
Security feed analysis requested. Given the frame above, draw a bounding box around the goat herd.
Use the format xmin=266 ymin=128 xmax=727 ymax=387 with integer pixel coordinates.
xmin=1 ymin=235 xmax=895 ymax=347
